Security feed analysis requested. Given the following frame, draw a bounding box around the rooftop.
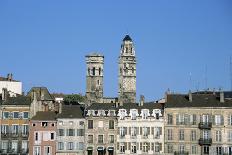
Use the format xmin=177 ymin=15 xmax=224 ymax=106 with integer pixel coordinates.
xmin=31 ymin=111 xmax=57 ymax=121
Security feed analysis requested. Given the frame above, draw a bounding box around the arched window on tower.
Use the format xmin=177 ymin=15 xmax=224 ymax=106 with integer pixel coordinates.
xmin=92 ymin=67 xmax=95 ymax=76
xmin=132 ymin=67 xmax=134 ymax=74
xmin=125 ymin=47 xmax=128 ymax=53
xmin=88 ymin=68 xmax=90 ymax=75
xmin=99 ymin=67 xmax=101 ymax=76
xmin=130 ymin=47 xmax=133 ymax=53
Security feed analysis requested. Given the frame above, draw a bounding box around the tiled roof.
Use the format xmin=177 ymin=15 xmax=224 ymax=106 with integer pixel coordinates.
xmin=165 ymin=93 xmax=232 ymax=108
xmin=31 ymin=111 xmax=57 ymax=121
xmin=57 ymin=105 xmax=84 ymax=119
xmin=0 ymin=96 xmax=31 ymax=105
xmin=0 ymin=77 xmax=19 ymax=82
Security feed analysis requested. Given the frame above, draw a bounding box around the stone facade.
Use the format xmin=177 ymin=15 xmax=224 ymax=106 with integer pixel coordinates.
xmin=86 ymin=54 xmax=104 ymax=103
xmin=118 ymin=35 xmax=136 ymax=104
xmin=164 ymin=91 xmax=232 ymax=155
xmin=85 ymin=104 xmax=117 ymax=155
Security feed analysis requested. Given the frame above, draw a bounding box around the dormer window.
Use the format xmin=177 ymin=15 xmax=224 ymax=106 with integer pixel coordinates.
xmin=119 ymin=109 xmax=126 ymax=120
xmin=142 ymin=109 xmax=149 ymax=119
xmin=87 ymin=110 xmax=95 ymax=116
xmin=153 ymin=109 xmax=162 ymax=119
xmin=130 ymin=109 xmax=137 ymax=120
xmin=109 ymin=110 xmax=115 ymax=116
xmin=98 ymin=110 xmax=105 ymax=116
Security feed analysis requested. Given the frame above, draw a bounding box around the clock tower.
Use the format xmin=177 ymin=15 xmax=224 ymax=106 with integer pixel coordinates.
xmin=118 ymin=35 xmax=136 ymax=103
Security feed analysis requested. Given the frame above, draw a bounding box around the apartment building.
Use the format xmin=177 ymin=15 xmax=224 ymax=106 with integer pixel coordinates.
xmin=0 ymin=93 xmax=30 ymax=155
xmin=164 ymin=91 xmax=232 ymax=155
xmin=116 ymin=101 xmax=164 ymax=155
xmin=56 ymin=105 xmax=85 ymax=155
xmin=29 ymin=111 xmax=57 ymax=155
xmin=85 ymin=103 xmax=117 ymax=155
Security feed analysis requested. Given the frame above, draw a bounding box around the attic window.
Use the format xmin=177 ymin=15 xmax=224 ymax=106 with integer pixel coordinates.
xmin=42 ymin=122 xmax=48 ymax=127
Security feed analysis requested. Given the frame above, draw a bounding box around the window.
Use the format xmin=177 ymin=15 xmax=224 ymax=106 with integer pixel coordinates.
xmin=88 ymin=120 xmax=93 ymax=129
xmin=78 ymin=142 xmax=84 ymax=150
xmin=98 ymin=110 xmax=105 ymax=116
xmin=58 ymin=129 xmax=64 ymax=136
xmin=58 ymin=142 xmax=64 ymax=150
xmin=33 ymin=146 xmax=41 ymax=155
xmin=12 ymin=125 xmax=19 ymax=135
xmin=23 ymin=112 xmax=29 ymax=119
xmin=35 ymin=132 xmax=39 ymax=141
xmin=67 ymin=129 xmax=74 ymax=136
xmin=1 ymin=125 xmax=9 ymax=134
xmin=51 ymin=123 xmax=55 ymax=126
xmin=167 ymin=144 xmax=173 ymax=153
xmin=131 ymin=109 xmax=137 ymax=120
xmin=51 ymin=133 xmax=54 ymax=140
xmin=215 ymin=115 xmax=222 ymax=125
xmin=98 ymin=135 xmax=103 ymax=143
xmin=167 ymin=114 xmax=173 ymax=125
xmin=143 ymin=143 xmax=148 ymax=152
xmin=167 ymin=129 xmax=173 ymax=140
xmin=109 ymin=120 xmax=114 ymax=129
xmin=2 ymin=141 xmax=8 ymax=150
xmin=22 ymin=125 xmax=29 ymax=135
xmin=22 ymin=141 xmax=28 ymax=152
xmin=131 ymin=127 xmax=137 ymax=137
xmin=79 ymin=121 xmax=84 ymax=126
xmin=142 ymin=109 xmax=149 ymax=119
xmin=3 ymin=112 xmax=9 ymax=119
xmin=143 ymin=127 xmax=148 ymax=137
xmin=99 ymin=68 xmax=101 ymax=75
xmin=191 ymin=145 xmax=197 ymax=154
xmin=179 ymin=144 xmax=185 ymax=153
xmin=88 ymin=135 xmax=93 ymax=143
xmin=131 ymin=143 xmax=136 ymax=153
xmin=33 ymin=123 xmax=36 ymax=126
xmin=203 ymin=130 xmax=210 ymax=139
xmin=92 ymin=67 xmax=95 ymax=76
xmin=11 ymin=141 xmax=18 ymax=152
xmin=202 ymin=114 xmax=209 ymax=123
xmin=42 ymin=122 xmax=48 ymax=127
xmin=67 ymin=142 xmax=74 ymax=150
xmin=228 ymin=115 xmax=232 ymax=125
xmin=176 ymin=114 xmax=185 ymax=125
xmin=109 ymin=110 xmax=115 ymax=116
xmin=44 ymin=146 xmax=51 ymax=155
xmin=120 ymin=127 xmax=126 ymax=137
xmin=203 ymin=146 xmax=209 ymax=154
xmin=179 ymin=129 xmax=184 ymax=140
xmin=119 ymin=109 xmax=126 ymax=120
xmin=216 ymin=146 xmax=222 ymax=155
xmin=109 ymin=135 xmax=114 ymax=143
xmin=229 ymin=131 xmax=232 ymax=142
xmin=154 ymin=127 xmax=162 ymax=139
xmin=191 ymin=130 xmax=197 ymax=141
xmin=216 ymin=130 xmax=222 ymax=142
xmin=120 ymin=143 xmax=125 ymax=153
xmin=190 ymin=114 xmax=197 ymax=125
xmin=13 ymin=112 xmax=19 ymax=119
xmin=77 ymin=129 xmax=84 ymax=136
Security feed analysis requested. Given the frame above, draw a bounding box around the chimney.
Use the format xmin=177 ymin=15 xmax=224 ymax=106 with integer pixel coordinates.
xmin=188 ymin=90 xmax=192 ymax=102
xmin=33 ymin=91 xmax=37 ymax=101
xmin=2 ymin=88 xmax=7 ymax=100
xmin=59 ymin=102 xmax=63 ymax=114
xmin=119 ymin=100 xmax=123 ymax=107
xmin=139 ymin=95 xmax=145 ymax=106
xmin=165 ymin=89 xmax=170 ymax=102
xmin=7 ymin=73 xmax=13 ymax=81
xmin=220 ymin=88 xmax=224 ymax=103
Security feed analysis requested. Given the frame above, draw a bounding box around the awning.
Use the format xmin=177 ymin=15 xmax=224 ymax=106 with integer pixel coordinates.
xmin=108 ymin=147 xmax=114 ymax=151
xmin=87 ymin=147 xmax=93 ymax=150
xmin=97 ymin=147 xmax=104 ymax=151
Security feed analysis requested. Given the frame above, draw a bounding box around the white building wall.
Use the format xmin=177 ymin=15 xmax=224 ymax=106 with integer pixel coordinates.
xmin=0 ymin=81 xmax=22 ymax=96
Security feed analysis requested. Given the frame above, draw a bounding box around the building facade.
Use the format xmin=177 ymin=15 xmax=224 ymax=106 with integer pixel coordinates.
xmin=56 ymin=105 xmax=85 ymax=155
xmin=164 ymin=91 xmax=232 ymax=155
xmin=116 ymin=102 xmax=164 ymax=155
xmin=0 ymin=94 xmax=30 ymax=155
xmin=85 ymin=103 xmax=117 ymax=155
xmin=29 ymin=111 xmax=57 ymax=155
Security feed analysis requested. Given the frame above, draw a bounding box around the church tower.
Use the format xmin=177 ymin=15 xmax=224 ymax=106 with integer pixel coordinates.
xmin=86 ymin=53 xmax=104 ymax=103
xmin=118 ymin=35 xmax=136 ymax=103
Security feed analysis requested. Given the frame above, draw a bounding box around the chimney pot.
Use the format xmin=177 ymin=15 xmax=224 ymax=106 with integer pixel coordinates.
xmin=139 ymin=95 xmax=145 ymax=106
xmin=220 ymin=89 xmax=224 ymax=103
xmin=189 ymin=90 xmax=192 ymax=102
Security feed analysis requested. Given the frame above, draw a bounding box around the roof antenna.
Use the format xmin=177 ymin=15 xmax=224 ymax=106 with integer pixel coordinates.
xmin=204 ymin=65 xmax=208 ymax=91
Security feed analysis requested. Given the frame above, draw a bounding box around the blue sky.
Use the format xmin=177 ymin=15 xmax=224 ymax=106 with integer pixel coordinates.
xmin=0 ymin=1 xmax=232 ymax=101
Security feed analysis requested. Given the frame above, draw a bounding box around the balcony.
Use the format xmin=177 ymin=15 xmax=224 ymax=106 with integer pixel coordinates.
xmin=198 ymin=138 xmax=212 ymax=145
xmin=174 ymin=151 xmax=189 ymax=155
xmin=198 ymin=122 xmax=212 ymax=129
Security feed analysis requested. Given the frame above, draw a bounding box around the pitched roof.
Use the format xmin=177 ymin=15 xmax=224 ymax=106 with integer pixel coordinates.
xmin=27 ymin=87 xmax=54 ymax=101
xmin=123 ymin=35 xmax=132 ymax=41
xmin=31 ymin=111 xmax=57 ymax=121
xmin=57 ymin=105 xmax=84 ymax=119
xmin=165 ymin=93 xmax=232 ymax=108
xmin=0 ymin=96 xmax=31 ymax=105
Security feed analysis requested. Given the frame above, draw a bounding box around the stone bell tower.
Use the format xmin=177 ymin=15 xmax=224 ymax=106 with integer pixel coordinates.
xmin=118 ymin=35 xmax=136 ymax=103
xmin=86 ymin=53 xmax=104 ymax=103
